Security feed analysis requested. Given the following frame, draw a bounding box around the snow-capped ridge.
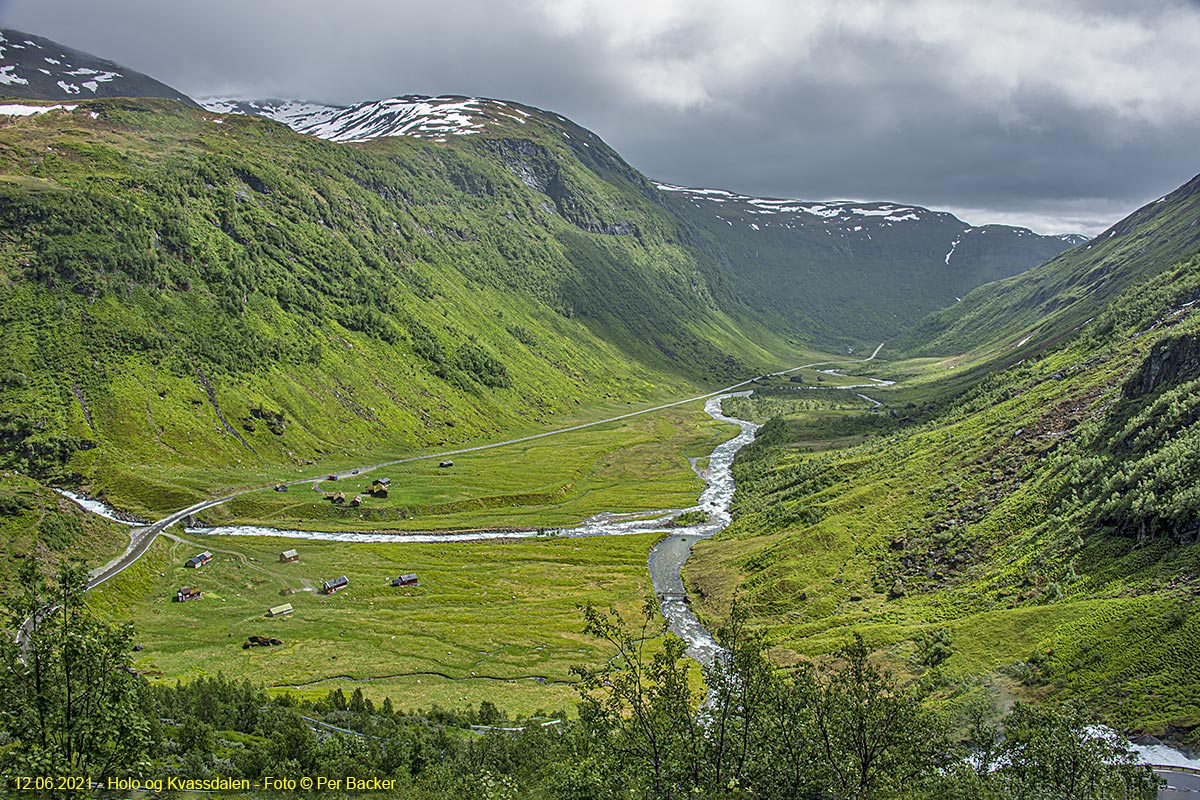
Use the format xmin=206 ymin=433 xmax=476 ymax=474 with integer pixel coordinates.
xmin=654 ymin=181 xmax=962 ymax=233
xmin=654 ymin=181 xmax=1084 ymax=247
xmin=200 ymin=95 xmax=540 ymax=143
xmin=0 ymin=28 xmax=193 ymax=105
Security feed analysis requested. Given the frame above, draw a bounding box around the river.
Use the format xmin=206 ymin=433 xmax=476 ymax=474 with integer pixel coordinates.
xmin=56 ymin=391 xmax=1200 ymax=774
xmin=182 ymin=391 xmax=759 ymax=666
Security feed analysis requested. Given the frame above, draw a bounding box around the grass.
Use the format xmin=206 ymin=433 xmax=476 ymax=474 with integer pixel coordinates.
xmin=685 ymin=310 xmax=1200 ymax=744
xmin=203 ymin=400 xmax=740 ymax=531
xmin=0 ymin=473 xmax=130 ymax=586
xmin=89 ymin=530 xmax=668 ymax=717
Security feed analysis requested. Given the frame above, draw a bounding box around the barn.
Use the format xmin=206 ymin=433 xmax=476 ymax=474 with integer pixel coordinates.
xmin=267 ymin=603 xmax=294 ymax=618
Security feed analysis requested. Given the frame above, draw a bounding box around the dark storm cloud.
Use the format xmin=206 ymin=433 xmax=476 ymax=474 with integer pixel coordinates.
xmin=3 ymin=0 xmax=1199 ymax=235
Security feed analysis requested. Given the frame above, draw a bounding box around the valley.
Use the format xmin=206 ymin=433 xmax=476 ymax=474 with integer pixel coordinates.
xmin=2 ymin=22 xmax=1199 ymax=796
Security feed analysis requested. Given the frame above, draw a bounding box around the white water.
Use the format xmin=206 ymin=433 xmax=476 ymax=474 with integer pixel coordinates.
xmin=58 ymin=391 xmax=1200 ymax=769
xmin=54 ymin=489 xmax=142 ymax=525
xmin=179 ymin=393 xmax=756 ymax=667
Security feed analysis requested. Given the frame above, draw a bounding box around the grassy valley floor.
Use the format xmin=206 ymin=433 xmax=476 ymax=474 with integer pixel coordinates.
xmin=89 ymin=530 xmax=665 ymax=716
xmin=83 ymin=378 xmax=781 ymax=715
xmin=685 ymin=328 xmax=1200 ymax=745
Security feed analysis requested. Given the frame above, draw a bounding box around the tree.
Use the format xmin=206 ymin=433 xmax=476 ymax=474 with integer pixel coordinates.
xmin=572 ymin=601 xmax=700 ymax=800
xmin=0 ymin=559 xmax=150 ymax=782
xmin=992 ymin=703 xmax=1157 ymax=800
xmin=810 ymin=634 xmax=950 ymax=800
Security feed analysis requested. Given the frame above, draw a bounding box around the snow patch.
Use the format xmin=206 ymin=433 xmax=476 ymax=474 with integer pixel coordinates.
xmin=0 ymin=65 xmax=29 ymax=86
xmin=945 ymin=237 xmax=961 ymax=265
xmin=0 ymin=102 xmax=78 ymax=116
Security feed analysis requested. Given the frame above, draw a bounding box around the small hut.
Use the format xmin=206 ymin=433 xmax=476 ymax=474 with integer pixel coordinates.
xmin=267 ymin=603 xmax=294 ymax=618
xmin=322 ymin=576 xmax=349 ymax=595
xmin=373 ymin=477 xmax=391 ymax=487
xmin=391 ymin=573 xmax=419 ymax=587
xmin=439 ymin=460 xmax=454 ymax=468
xmin=350 ymin=495 xmax=363 ymax=507
xmin=185 ymin=551 xmax=213 ymax=569
xmin=329 ymin=491 xmax=346 ymax=505
xmin=279 ymin=549 xmax=299 ymax=564
xmin=274 ymin=483 xmax=288 ymax=492
xmin=174 ymin=586 xmax=202 ymax=602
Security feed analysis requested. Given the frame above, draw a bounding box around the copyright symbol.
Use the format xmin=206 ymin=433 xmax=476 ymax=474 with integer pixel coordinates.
xmin=300 ymin=777 xmax=313 ymax=789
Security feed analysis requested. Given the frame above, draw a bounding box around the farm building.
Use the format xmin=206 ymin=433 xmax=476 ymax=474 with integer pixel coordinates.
xmin=322 ymin=576 xmax=349 ymax=595
xmin=350 ymin=495 xmax=363 ymax=507
xmin=274 ymin=483 xmax=288 ymax=492
xmin=174 ymin=586 xmax=202 ymax=602
xmin=267 ymin=603 xmax=293 ymax=618
xmin=279 ymin=549 xmax=299 ymax=563
xmin=185 ymin=551 xmax=213 ymax=569
xmin=369 ymin=483 xmax=389 ymax=498
xmin=373 ymin=477 xmax=391 ymax=487
xmin=392 ymin=573 xmax=419 ymax=587
xmin=329 ymin=491 xmax=346 ymax=505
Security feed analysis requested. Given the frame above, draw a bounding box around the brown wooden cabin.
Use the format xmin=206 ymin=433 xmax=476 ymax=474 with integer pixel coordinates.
xmin=350 ymin=495 xmax=363 ymax=507
xmin=279 ymin=549 xmax=299 ymax=563
xmin=175 ymin=586 xmax=202 ymax=602
xmin=329 ymin=491 xmax=346 ymax=505
xmin=391 ymin=573 xmax=419 ymax=587
xmin=322 ymin=576 xmax=349 ymax=595
xmin=185 ymin=551 xmax=213 ymax=569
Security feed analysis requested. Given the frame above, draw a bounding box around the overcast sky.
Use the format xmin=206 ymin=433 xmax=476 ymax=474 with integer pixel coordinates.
xmin=4 ymin=0 xmax=1199 ymax=235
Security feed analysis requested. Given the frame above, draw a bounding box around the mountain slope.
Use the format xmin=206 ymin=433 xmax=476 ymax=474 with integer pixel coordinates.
xmin=0 ymin=29 xmax=196 ymax=105
xmin=658 ymin=183 xmax=1084 ymax=349
xmin=903 ymin=173 xmax=1200 ymax=357
xmin=687 ymin=171 xmax=1200 ymax=745
xmin=207 ymin=95 xmax=1084 ymax=350
xmin=0 ymin=96 xmax=798 ymax=515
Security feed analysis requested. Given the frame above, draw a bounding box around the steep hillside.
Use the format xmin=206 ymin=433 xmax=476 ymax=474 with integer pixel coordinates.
xmin=658 ymin=183 xmax=1084 ymax=348
xmin=0 ymin=97 xmax=799 ymax=516
xmin=904 ymin=172 xmax=1200 ymax=357
xmin=208 ymin=96 xmax=1084 ymax=350
xmin=0 ymin=29 xmax=196 ymax=105
xmin=687 ymin=176 xmax=1200 ymax=745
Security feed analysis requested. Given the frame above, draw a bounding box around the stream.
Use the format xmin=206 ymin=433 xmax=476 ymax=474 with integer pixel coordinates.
xmin=56 ymin=391 xmax=1200 ymax=772
xmin=181 ymin=391 xmax=758 ymax=667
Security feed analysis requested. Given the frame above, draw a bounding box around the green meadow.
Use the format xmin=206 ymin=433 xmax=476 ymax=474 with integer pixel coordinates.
xmin=205 ymin=399 xmax=741 ymax=532
xmin=89 ymin=530 xmax=668 ymax=716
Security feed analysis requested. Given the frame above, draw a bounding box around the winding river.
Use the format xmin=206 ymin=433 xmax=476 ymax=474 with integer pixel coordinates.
xmin=178 ymin=391 xmax=758 ymax=667
xmin=56 ymin=385 xmax=1200 ymax=775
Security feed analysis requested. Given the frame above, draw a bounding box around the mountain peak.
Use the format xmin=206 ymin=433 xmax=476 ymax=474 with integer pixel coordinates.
xmin=0 ymin=29 xmax=195 ymax=106
xmin=200 ymin=94 xmax=538 ymax=142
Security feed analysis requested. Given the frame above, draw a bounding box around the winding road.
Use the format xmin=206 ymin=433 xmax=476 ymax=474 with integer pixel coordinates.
xmin=83 ymin=343 xmax=887 ymax=591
